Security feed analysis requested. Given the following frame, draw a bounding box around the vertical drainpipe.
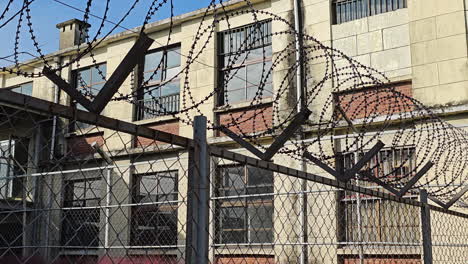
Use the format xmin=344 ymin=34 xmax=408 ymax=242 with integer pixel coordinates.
xmin=293 ymin=0 xmax=309 ymax=264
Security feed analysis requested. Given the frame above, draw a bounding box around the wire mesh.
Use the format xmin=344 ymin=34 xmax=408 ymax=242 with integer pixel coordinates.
xmin=0 ymin=99 xmax=468 ymax=264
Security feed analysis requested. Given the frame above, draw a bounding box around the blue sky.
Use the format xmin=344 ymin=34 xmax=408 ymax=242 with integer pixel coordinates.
xmin=0 ymin=0 xmax=213 ymax=67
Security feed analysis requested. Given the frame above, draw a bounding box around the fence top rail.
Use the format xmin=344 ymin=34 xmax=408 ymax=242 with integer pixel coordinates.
xmin=1 ymin=90 xmax=467 ymax=220
xmin=0 ymin=89 xmax=193 ymax=148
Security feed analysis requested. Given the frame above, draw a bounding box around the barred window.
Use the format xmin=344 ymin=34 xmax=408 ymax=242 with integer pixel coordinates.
xmin=71 ymin=63 xmax=107 ymax=131
xmin=218 ymin=20 xmax=273 ymax=105
xmin=137 ymin=46 xmax=181 ymax=120
xmin=61 ymin=177 xmax=102 ymax=248
xmin=333 ymin=0 xmax=407 ymax=24
xmin=338 ymin=147 xmax=420 ymax=244
xmin=131 ymin=171 xmax=178 ymax=246
xmin=216 ymin=165 xmax=274 ymax=244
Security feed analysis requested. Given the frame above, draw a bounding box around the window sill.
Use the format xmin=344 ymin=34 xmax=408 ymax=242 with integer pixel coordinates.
xmin=134 ymin=115 xmax=179 ymax=126
xmin=214 ymin=97 xmax=273 ymax=114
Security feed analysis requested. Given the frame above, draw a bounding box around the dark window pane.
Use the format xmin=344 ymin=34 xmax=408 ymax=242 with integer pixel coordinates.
xmin=247 ymin=166 xmax=273 ymax=187
xmin=250 ymin=230 xmax=273 ymax=243
xmin=222 ymin=207 xmax=245 ymax=229
xmin=248 ymin=205 xmax=273 ymax=229
xmin=223 ymin=166 xmax=245 ymax=195
xmin=222 ymin=230 xmax=246 ymax=244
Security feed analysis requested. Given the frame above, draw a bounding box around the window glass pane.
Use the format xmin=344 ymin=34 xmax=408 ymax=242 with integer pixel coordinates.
xmin=13 ymin=82 xmax=33 ymax=96
xmin=246 ymin=61 xmax=272 ymax=87
xmin=222 ymin=231 xmax=246 ymax=244
xmin=248 ymin=205 xmax=273 ymax=229
xmin=165 ymin=67 xmax=180 ymax=80
xmin=222 ymin=207 xmax=245 ymax=229
xmin=247 ymin=166 xmax=273 ymax=186
xmin=144 ymin=71 xmax=162 ymax=83
xmin=167 ymin=48 xmax=181 ymax=68
xmin=140 ymin=174 xmax=159 ymax=197
xmin=77 ymin=68 xmax=91 ymax=84
xmin=160 ymin=81 xmax=180 ymax=97
xmin=225 ymin=67 xmax=246 ymax=92
xmin=247 ymin=46 xmax=272 ymax=61
xmin=223 ymin=166 xmax=245 ymax=195
xmin=91 ymin=65 xmax=106 ymax=83
xmin=226 ymin=88 xmax=245 ymax=104
xmin=251 ymin=230 xmax=272 ymax=243
xmin=144 ymin=51 xmax=164 ymax=72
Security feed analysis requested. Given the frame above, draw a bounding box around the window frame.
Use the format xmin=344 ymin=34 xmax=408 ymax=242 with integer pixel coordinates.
xmin=136 ymin=44 xmax=181 ymax=120
xmin=130 ymin=170 xmax=179 ymax=247
xmin=61 ymin=177 xmax=103 ymax=248
xmin=0 ymin=138 xmax=29 ymax=200
xmin=337 ymin=146 xmax=420 ymax=244
xmin=8 ymin=82 xmax=33 ymax=96
xmin=215 ymin=164 xmax=274 ymax=244
xmin=332 ymin=0 xmax=407 ymax=24
xmin=217 ymin=20 xmax=273 ymax=106
xmin=70 ymin=63 xmax=107 ymax=132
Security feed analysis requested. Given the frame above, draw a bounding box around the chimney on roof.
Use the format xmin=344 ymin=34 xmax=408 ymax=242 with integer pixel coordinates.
xmin=56 ymin=19 xmax=91 ymax=50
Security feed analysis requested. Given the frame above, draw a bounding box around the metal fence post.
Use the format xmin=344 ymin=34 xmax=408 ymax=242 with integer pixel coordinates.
xmin=186 ymin=116 xmax=210 ymax=264
xmin=420 ymin=189 xmax=433 ymax=264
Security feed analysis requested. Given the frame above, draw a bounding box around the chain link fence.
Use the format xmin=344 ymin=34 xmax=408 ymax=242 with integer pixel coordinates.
xmin=0 ymin=92 xmax=467 ymax=264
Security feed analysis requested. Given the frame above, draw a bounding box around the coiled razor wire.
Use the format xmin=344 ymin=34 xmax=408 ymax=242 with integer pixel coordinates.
xmin=0 ymin=0 xmax=468 ymax=204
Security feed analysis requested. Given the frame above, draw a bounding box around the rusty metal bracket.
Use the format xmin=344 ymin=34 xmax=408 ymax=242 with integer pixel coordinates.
xmin=43 ymin=33 xmax=154 ymax=114
xmin=220 ymin=108 xmax=312 ymax=161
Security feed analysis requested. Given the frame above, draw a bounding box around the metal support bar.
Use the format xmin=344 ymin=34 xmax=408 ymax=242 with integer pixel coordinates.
xmin=43 ymin=33 xmax=154 ymax=114
xmin=359 ymin=170 xmax=399 ymax=194
xmin=444 ymin=184 xmax=468 ymax=209
xmin=0 ymin=90 xmax=193 ymax=148
xmin=218 ymin=126 xmax=265 ymax=159
xmin=396 ymin=162 xmax=434 ymax=198
xmin=303 ymin=151 xmax=345 ymax=181
xmin=427 ymin=196 xmax=447 ymax=208
xmin=420 ymin=190 xmax=433 ymax=264
xmin=92 ymin=33 xmax=154 ymax=113
xmin=186 ymin=116 xmax=210 ymax=264
xmin=220 ymin=108 xmax=311 ymax=161
xmin=344 ymin=141 xmax=385 ymax=181
xmin=43 ymin=67 xmax=94 ymax=111
xmin=335 ymin=103 xmax=360 ymax=134
xmin=91 ymin=142 xmax=113 ymax=164
xmin=263 ymin=108 xmax=312 ymax=160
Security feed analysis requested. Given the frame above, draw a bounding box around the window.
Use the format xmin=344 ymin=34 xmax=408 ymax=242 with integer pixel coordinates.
xmin=131 ymin=171 xmax=178 ymax=246
xmin=62 ymin=177 xmax=102 ymax=248
xmin=137 ymin=46 xmax=181 ymax=120
xmin=71 ymin=63 xmax=107 ymax=131
xmin=338 ymin=147 xmax=420 ymax=244
xmin=0 ymin=138 xmax=29 ymax=200
xmin=218 ymin=20 xmax=273 ymax=105
xmin=216 ymin=165 xmax=274 ymax=244
xmin=9 ymin=82 xmax=33 ymax=96
xmin=333 ymin=0 xmax=407 ymax=24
